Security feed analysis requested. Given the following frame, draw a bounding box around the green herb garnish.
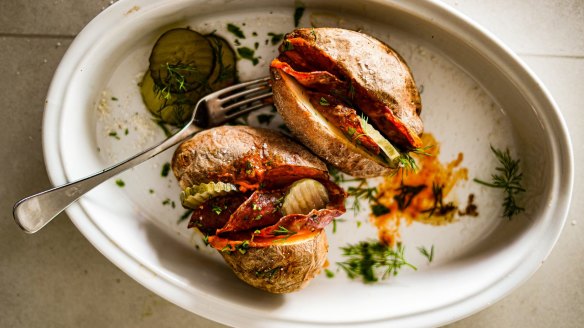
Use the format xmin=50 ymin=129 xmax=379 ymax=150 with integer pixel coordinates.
xmin=227 ymin=23 xmax=245 ymax=38
xmin=267 ymin=32 xmax=284 ymax=45
xmin=161 ymin=162 xmax=171 ymax=177
xmin=236 ymin=240 xmax=250 ymax=254
xmin=337 ymin=241 xmax=416 ymax=283
xmin=371 ymin=203 xmax=390 ymax=216
xmin=474 ymin=146 xmax=525 ymax=219
xmin=282 ymin=40 xmax=294 ymax=51
xmin=236 ymin=46 xmax=259 ymax=65
xmin=109 ymin=131 xmax=120 ymax=140
xmin=272 ymin=225 xmax=297 ymax=236
xmin=394 ymin=183 xmax=425 ymax=210
xmin=325 ymin=269 xmax=335 ymax=278
xmin=319 ymin=97 xmax=330 ymax=106
xmin=115 ymin=179 xmax=125 ymax=187
xmin=418 ymin=245 xmax=434 ymax=263
xmin=293 ymin=1 xmax=305 ymax=27
xmin=212 ymin=205 xmax=222 ymax=215
xmin=423 ymin=183 xmax=457 ymax=217
xmin=178 ymin=209 xmax=193 ymax=223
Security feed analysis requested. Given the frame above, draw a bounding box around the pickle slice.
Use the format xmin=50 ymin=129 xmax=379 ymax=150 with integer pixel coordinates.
xmin=359 ymin=117 xmax=401 ymax=168
xmin=281 ymin=179 xmax=329 ymax=215
xmin=205 ymin=34 xmax=237 ymax=91
xmin=181 ymin=182 xmax=238 ymax=209
xmin=149 ymin=28 xmax=215 ymax=93
xmin=141 ymin=70 xmax=207 ymax=125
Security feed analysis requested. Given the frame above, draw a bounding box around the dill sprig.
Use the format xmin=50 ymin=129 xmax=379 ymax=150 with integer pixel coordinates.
xmin=423 ymin=183 xmax=457 ymax=217
xmin=474 ymin=146 xmax=525 ymax=219
xmin=337 ymin=241 xmax=416 ymax=283
xmin=418 ymin=245 xmax=434 ymax=263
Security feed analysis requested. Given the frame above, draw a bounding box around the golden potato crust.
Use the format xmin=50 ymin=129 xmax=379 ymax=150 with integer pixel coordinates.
xmin=171 ymin=125 xmax=326 ymax=190
xmin=220 ymin=230 xmax=328 ymax=293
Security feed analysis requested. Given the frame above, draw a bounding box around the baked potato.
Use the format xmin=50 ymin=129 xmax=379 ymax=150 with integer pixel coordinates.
xmin=270 ymin=28 xmax=424 ymax=177
xmin=172 ymin=126 xmax=346 ymax=293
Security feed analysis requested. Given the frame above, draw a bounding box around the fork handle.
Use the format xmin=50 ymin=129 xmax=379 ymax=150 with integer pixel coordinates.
xmin=13 ymin=124 xmax=201 ymax=233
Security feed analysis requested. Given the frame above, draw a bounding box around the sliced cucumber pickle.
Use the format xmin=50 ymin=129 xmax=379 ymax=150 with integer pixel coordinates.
xmin=205 ymin=34 xmax=237 ymax=91
xmin=181 ymin=182 xmax=238 ymax=209
xmin=149 ymin=28 xmax=215 ymax=93
xmin=359 ymin=117 xmax=401 ymax=168
xmin=140 ymin=70 xmax=204 ymax=125
xmin=281 ymin=179 xmax=329 ymax=215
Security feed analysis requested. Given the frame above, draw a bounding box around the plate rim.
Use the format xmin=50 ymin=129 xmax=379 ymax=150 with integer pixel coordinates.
xmin=42 ymin=0 xmax=574 ymax=327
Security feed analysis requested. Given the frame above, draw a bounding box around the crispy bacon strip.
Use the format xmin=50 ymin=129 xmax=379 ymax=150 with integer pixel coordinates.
xmin=206 ymin=177 xmax=346 ymax=250
xmin=215 ymin=189 xmax=286 ymax=236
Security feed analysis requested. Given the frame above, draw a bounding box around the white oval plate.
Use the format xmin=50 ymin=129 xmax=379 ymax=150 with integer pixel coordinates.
xmin=43 ymin=0 xmax=573 ymax=327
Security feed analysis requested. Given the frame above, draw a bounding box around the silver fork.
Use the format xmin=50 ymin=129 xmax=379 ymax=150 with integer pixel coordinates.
xmin=13 ymin=76 xmax=272 ymax=233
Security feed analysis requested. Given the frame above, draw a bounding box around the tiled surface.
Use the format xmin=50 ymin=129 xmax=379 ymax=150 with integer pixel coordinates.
xmin=1 ymin=1 xmax=582 ymax=327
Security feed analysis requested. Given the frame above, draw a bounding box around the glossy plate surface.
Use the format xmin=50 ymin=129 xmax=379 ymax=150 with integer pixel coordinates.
xmin=42 ymin=0 xmax=573 ymax=326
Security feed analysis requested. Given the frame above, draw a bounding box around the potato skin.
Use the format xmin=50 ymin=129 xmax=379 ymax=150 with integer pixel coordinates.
xmin=172 ymin=125 xmax=326 ymax=190
xmin=271 ymin=68 xmax=394 ymax=178
xmin=220 ymin=230 xmax=328 ymax=293
xmin=288 ymin=28 xmax=423 ymax=141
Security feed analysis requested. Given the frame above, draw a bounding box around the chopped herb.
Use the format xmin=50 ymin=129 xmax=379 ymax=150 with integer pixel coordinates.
xmin=319 ymin=97 xmax=330 ymax=106
xmin=162 ymin=63 xmax=198 ymax=94
xmin=418 ymin=245 xmax=434 ymax=263
xmin=149 ymin=189 xmax=154 ymax=194
xmin=310 ymin=27 xmax=317 ymax=41
xmin=347 ymin=127 xmax=356 ymax=136
xmin=267 ymin=32 xmax=284 ymax=45
xmin=160 ymin=162 xmax=171 ymax=177
xmin=202 ymin=234 xmax=209 ymax=246
xmin=394 ymin=183 xmax=426 ymax=210
xmin=254 ymin=41 xmax=259 ymax=50
xmin=257 ymin=113 xmax=275 ymax=125
xmin=371 ymin=203 xmax=390 ymax=216
xmin=356 ymin=221 xmax=362 ymax=228
xmin=398 ymin=152 xmax=419 ymax=172
xmin=423 ymin=183 xmax=457 ymax=217
xmin=111 ymin=96 xmax=118 ymax=101
xmin=337 ymin=241 xmax=416 ymax=283
xmin=124 ymin=128 xmax=129 ymax=135
xmin=236 ymin=240 xmax=250 ymax=254
xmin=332 ymin=218 xmax=346 ymax=233
xmin=234 ymin=39 xmax=241 ymax=46
xmin=282 ymin=40 xmax=294 ymax=51
xmin=254 ymin=214 xmax=263 ymax=220
xmin=244 ymin=160 xmax=254 ymax=175
xmin=227 ymin=23 xmax=245 ymax=38
xmin=115 ymin=179 xmax=125 ymax=187
xmin=252 ymin=31 xmax=258 ymax=36
xmin=236 ymin=47 xmax=259 ymax=65
xmin=272 ymin=225 xmax=297 ymax=236
xmin=178 ymin=209 xmax=193 ymax=223
xmin=108 ymin=131 xmax=120 ymax=140
xmin=162 ymin=198 xmax=171 ymax=206
xmin=325 ymin=269 xmax=335 ymax=278
xmin=347 ymin=183 xmax=377 ymax=214
xmin=212 ymin=205 xmax=222 ymax=215
xmin=474 ymin=146 xmax=525 ymax=219
xmin=293 ymin=1 xmax=305 ymax=27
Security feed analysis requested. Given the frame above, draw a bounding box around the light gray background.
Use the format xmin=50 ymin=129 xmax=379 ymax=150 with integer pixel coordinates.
xmin=1 ymin=0 xmax=582 ymax=327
